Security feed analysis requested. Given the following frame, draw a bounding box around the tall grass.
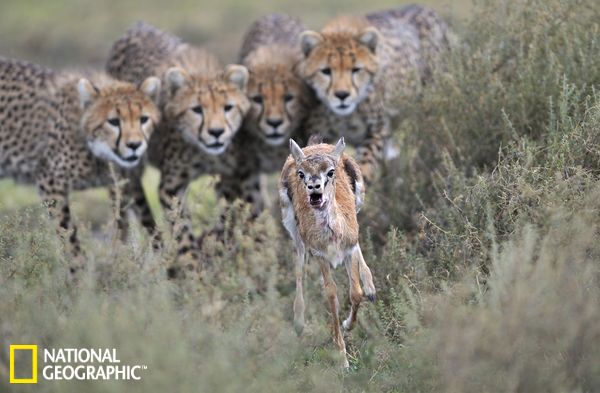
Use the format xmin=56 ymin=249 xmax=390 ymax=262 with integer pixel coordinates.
xmin=1 ymin=0 xmax=599 ymax=391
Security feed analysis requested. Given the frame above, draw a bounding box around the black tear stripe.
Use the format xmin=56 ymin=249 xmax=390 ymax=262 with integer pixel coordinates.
xmin=114 ymin=108 xmax=122 ymax=154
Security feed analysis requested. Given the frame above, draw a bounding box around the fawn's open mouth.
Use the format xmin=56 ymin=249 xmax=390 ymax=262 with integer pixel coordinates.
xmin=309 ymin=193 xmax=324 ymax=208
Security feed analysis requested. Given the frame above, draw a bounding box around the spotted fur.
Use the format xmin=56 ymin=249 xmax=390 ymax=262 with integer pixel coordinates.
xmin=298 ymin=5 xmax=453 ymax=184
xmin=106 ymin=23 xmax=250 ymax=261
xmin=0 ymin=56 xmax=161 ymax=272
xmin=216 ymin=14 xmax=314 ymax=216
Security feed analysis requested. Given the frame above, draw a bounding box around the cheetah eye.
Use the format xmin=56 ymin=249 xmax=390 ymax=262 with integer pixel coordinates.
xmin=224 ymin=104 xmax=233 ymax=112
xmin=352 ymin=67 xmax=362 ymax=74
xmin=298 ymin=171 xmax=305 ymax=179
xmin=252 ymin=95 xmax=263 ymax=104
xmin=140 ymin=116 xmax=149 ymax=125
xmin=327 ymin=169 xmax=335 ymax=178
xmin=320 ymin=67 xmax=331 ymax=76
xmin=108 ymin=118 xmax=120 ymax=127
xmin=191 ymin=106 xmax=203 ymax=115
xmin=284 ymin=94 xmax=294 ymax=103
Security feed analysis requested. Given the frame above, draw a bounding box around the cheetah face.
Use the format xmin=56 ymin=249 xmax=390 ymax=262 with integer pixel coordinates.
xmin=245 ymin=64 xmax=309 ymax=146
xmin=298 ymin=28 xmax=379 ymax=117
xmin=78 ymin=77 xmax=161 ymax=168
xmin=164 ymin=65 xmax=250 ymax=155
xmin=290 ymin=137 xmax=345 ymax=210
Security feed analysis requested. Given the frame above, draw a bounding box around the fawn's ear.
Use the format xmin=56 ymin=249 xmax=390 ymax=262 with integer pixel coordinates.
xmin=300 ymin=30 xmax=323 ymax=57
xmin=77 ymin=78 xmax=99 ymax=109
xmin=290 ymin=139 xmax=305 ymax=163
xmin=331 ymin=137 xmax=345 ymax=162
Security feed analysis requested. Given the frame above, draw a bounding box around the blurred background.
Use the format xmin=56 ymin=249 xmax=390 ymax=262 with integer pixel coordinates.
xmin=0 ymin=0 xmax=469 ymax=67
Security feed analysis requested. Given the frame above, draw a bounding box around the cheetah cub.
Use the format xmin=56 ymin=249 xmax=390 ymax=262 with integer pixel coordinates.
xmin=298 ymin=5 xmax=453 ymax=183
xmin=279 ymin=137 xmax=376 ymax=369
xmin=217 ymin=13 xmax=315 ymax=216
xmin=0 ymin=57 xmax=160 ymax=272
xmin=107 ymin=23 xmax=250 ymax=264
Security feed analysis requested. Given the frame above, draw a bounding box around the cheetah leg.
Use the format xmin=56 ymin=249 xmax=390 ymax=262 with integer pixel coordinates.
xmin=108 ymin=182 xmax=130 ymax=243
xmin=317 ymin=256 xmax=349 ymax=369
xmin=356 ymin=117 xmax=390 ymax=185
xmin=342 ymin=246 xmax=364 ymax=331
xmin=39 ymin=183 xmax=84 ymax=274
xmin=158 ymin=171 xmax=197 ymax=277
xmin=129 ymin=177 xmax=161 ymax=249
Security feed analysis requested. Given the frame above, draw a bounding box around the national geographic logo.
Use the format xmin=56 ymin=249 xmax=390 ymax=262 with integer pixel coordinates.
xmin=8 ymin=345 xmax=147 ymax=384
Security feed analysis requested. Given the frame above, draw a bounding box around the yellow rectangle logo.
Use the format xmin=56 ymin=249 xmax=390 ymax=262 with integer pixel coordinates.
xmin=9 ymin=344 xmax=38 ymax=384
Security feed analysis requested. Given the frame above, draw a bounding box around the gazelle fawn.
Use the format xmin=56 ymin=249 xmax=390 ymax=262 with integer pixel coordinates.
xmin=279 ymin=137 xmax=376 ymax=368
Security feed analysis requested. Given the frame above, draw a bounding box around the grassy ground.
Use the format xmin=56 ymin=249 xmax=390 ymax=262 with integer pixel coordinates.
xmin=1 ymin=0 xmax=600 ymax=392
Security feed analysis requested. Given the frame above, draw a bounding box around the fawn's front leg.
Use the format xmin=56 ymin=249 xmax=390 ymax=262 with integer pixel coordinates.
xmin=293 ymin=241 xmax=306 ymax=336
xmin=316 ymin=256 xmax=349 ymax=369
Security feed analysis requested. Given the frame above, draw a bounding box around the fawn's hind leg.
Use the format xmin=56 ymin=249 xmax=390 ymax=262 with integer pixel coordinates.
xmin=342 ymin=247 xmax=363 ymax=331
xmin=317 ymin=256 xmax=349 ymax=369
xmin=355 ymin=244 xmax=376 ymax=302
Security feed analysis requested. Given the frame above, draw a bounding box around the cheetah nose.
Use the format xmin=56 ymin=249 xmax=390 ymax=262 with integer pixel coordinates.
xmin=334 ymin=91 xmax=350 ymax=100
xmin=126 ymin=141 xmax=142 ymax=151
xmin=208 ymin=128 xmax=225 ymax=138
xmin=266 ymin=118 xmax=283 ymax=129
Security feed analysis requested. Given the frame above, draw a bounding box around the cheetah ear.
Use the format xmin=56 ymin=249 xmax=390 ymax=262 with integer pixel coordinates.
xmin=290 ymin=139 xmax=305 ymax=163
xmin=224 ymin=64 xmax=249 ymax=92
xmin=300 ymin=31 xmax=323 ymax=57
xmin=331 ymin=137 xmax=345 ymax=162
xmin=77 ymin=78 xmax=99 ymax=109
xmin=357 ymin=27 xmax=380 ymax=54
xmin=165 ymin=67 xmax=189 ymax=96
xmin=140 ymin=76 xmax=161 ymax=104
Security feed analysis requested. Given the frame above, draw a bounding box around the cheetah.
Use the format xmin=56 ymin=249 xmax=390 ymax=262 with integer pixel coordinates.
xmin=106 ymin=22 xmax=250 ymax=263
xmin=216 ymin=13 xmax=315 ymax=216
xmin=0 ymin=56 xmax=161 ymax=272
xmin=297 ymin=5 xmax=453 ymax=184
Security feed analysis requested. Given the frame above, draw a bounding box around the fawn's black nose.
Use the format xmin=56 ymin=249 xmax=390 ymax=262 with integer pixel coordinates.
xmin=208 ymin=128 xmax=225 ymax=138
xmin=126 ymin=141 xmax=142 ymax=150
xmin=266 ymin=118 xmax=283 ymax=129
xmin=334 ymin=91 xmax=350 ymax=100
xmin=307 ymin=183 xmax=321 ymax=190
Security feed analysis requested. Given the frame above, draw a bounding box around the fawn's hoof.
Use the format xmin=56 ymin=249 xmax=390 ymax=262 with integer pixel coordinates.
xmin=366 ymin=292 xmax=376 ymax=303
xmin=342 ymin=318 xmax=353 ymax=331
xmin=294 ymin=320 xmax=305 ymax=337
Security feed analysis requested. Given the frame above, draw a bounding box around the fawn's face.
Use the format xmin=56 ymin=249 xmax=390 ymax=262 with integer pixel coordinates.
xmin=290 ymin=138 xmax=345 ymax=210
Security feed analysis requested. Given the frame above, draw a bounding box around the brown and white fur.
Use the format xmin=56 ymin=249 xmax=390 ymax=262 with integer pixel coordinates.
xmin=279 ymin=137 xmax=376 ymax=368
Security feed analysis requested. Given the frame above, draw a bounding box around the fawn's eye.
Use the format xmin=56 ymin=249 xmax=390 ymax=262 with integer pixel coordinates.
xmin=298 ymin=171 xmax=305 ymax=179
xmin=108 ymin=118 xmax=120 ymax=127
xmin=140 ymin=116 xmax=149 ymax=125
xmin=352 ymin=67 xmax=362 ymax=74
xmin=252 ymin=95 xmax=263 ymax=104
xmin=191 ymin=106 xmax=203 ymax=114
xmin=224 ymin=104 xmax=233 ymax=112
xmin=320 ymin=67 xmax=331 ymax=76
xmin=327 ymin=169 xmax=335 ymax=178
xmin=284 ymin=94 xmax=294 ymax=102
